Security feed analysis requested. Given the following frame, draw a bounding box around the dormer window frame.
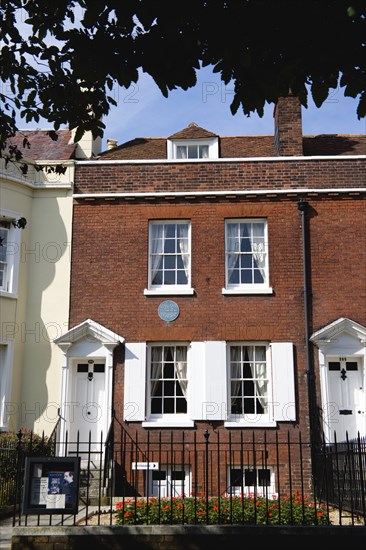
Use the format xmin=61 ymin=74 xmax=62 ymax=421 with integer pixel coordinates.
xmin=167 ymin=138 xmax=219 ymax=160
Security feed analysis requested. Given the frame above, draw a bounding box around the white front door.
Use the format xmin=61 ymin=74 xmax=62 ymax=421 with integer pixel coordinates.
xmin=69 ymin=361 xmax=106 ymax=457
xmin=327 ymin=357 xmax=365 ymax=442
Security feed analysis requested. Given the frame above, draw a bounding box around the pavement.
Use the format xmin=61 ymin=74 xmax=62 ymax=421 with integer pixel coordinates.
xmin=0 ymin=506 xmax=105 ymax=549
xmin=0 ymin=515 xmax=12 ymax=550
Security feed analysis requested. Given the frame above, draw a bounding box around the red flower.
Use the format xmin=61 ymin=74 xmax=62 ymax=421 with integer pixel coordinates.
xmin=116 ymin=502 xmax=122 ymax=510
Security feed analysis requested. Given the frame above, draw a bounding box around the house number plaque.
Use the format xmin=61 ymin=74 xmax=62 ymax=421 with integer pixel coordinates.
xmin=158 ymin=300 xmax=180 ymax=322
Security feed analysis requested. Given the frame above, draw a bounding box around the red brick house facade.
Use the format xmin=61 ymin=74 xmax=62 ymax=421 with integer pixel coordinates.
xmin=55 ymin=96 xmax=366 ymax=499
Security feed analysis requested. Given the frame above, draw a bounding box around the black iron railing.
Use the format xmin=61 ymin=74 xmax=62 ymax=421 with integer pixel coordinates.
xmin=2 ymin=426 xmax=365 ymax=527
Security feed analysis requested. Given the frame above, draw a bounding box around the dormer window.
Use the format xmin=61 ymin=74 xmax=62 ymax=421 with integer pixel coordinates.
xmin=167 ymin=122 xmax=219 ymax=160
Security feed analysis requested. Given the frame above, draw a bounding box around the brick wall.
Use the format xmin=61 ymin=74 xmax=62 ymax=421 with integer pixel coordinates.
xmin=74 ymin=158 xmax=366 ymax=194
xmin=69 ymin=190 xmax=366 ymax=451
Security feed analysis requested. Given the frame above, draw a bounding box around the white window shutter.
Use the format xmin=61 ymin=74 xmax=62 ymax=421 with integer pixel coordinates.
xmin=271 ymin=342 xmax=296 ymax=422
xmin=204 ymin=341 xmax=227 ymax=421
xmin=188 ymin=342 xmax=206 ymax=420
xmin=189 ymin=341 xmax=227 ymax=421
xmin=124 ymin=343 xmax=146 ymax=421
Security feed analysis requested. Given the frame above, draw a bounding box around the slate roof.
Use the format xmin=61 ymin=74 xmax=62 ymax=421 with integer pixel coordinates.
xmin=99 ymin=125 xmax=366 ymax=160
xmin=7 ymin=129 xmax=76 ymax=160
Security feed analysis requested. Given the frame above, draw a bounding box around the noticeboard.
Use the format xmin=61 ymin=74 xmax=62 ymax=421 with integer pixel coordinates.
xmin=22 ymin=456 xmax=80 ymax=515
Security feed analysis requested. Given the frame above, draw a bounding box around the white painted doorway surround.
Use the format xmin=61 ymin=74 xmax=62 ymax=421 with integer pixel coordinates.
xmin=55 ymin=319 xmax=124 ymax=459
xmin=310 ymin=317 xmax=366 ymax=444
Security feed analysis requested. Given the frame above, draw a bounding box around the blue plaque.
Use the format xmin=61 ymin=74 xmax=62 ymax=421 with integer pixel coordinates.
xmin=158 ymin=300 xmax=180 ymax=322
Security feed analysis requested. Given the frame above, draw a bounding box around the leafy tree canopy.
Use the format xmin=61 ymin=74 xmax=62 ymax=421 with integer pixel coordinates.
xmin=1 ymin=0 xmax=365 ymax=150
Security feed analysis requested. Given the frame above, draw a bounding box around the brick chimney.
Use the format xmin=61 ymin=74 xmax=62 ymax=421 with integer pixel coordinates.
xmin=274 ymin=95 xmax=303 ymax=156
xmin=71 ymin=128 xmax=102 ymax=159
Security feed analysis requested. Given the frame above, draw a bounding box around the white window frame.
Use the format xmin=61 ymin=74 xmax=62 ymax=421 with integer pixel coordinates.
xmin=225 ymin=342 xmax=276 ymax=427
xmin=144 ymin=220 xmax=194 ymax=296
xmin=222 ymin=218 xmax=272 ymax=295
xmin=144 ymin=342 xmax=194 ymax=428
xmin=227 ymin=465 xmax=277 ymax=498
xmin=0 ymin=212 xmax=21 ymax=297
xmin=167 ymin=138 xmax=219 ymax=160
xmin=147 ymin=465 xmax=191 ymax=498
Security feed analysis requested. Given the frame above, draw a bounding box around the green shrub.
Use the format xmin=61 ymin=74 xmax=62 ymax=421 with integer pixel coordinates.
xmin=115 ymin=492 xmax=331 ymax=526
xmin=0 ymin=429 xmax=54 ymax=504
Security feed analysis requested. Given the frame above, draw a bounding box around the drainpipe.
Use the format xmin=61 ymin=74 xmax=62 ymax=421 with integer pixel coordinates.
xmin=297 ymin=199 xmax=317 ymax=480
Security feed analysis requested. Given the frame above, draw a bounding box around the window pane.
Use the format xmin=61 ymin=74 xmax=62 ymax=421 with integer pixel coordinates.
xmin=163 ymin=363 xmax=174 ymax=378
xmin=153 ymin=471 xmax=166 ymax=480
xmin=244 ymin=398 xmax=255 ymax=413
xmin=244 ymin=469 xmax=256 ymax=486
xmin=253 ymin=223 xmax=264 ymax=237
xmin=241 ymin=255 xmax=252 ymax=268
xmin=164 ymin=381 xmax=174 ymax=396
xmin=176 ymin=256 xmax=184 ymax=270
xmin=152 ymin=270 xmax=163 ymax=285
xmin=165 ymin=224 xmax=176 ymax=238
xmin=163 ymin=398 xmax=174 ymax=413
xmin=229 ymin=268 xmax=239 ymax=284
xmin=258 ymin=469 xmax=271 ymax=486
xmin=172 ymin=470 xmax=186 ymax=480
xmin=164 ymin=239 xmax=176 ymax=253
xmin=244 ymin=381 xmax=254 ymax=395
xmin=93 ymin=364 xmax=105 ymax=373
xmin=163 ymin=271 xmax=175 ymax=285
xmin=177 ymin=270 xmax=188 ymax=284
xmin=231 ymin=381 xmax=242 ymax=397
xmin=187 ymin=145 xmax=198 ymax=158
xmin=231 ymin=364 xmax=241 ymax=379
xmin=177 ymin=224 xmax=188 ymax=239
xmin=230 ymin=469 xmax=243 ymax=487
xmin=231 ymin=399 xmax=242 ymax=414
xmin=176 ymin=399 xmax=187 ymax=413
xmin=346 ymin=362 xmax=358 ymax=371
xmin=242 ymin=270 xmax=252 ymax=284
xmin=151 ymin=347 xmax=162 ymax=362
xmin=240 ymin=238 xmax=251 ymax=252
xmin=77 ymin=364 xmax=88 ymax=373
xmin=176 ymin=146 xmax=187 ymax=159
xmin=164 ymin=256 xmax=176 ymax=269
xmin=254 ymin=270 xmax=264 ymax=283
xmin=151 ymin=364 xmax=162 ymax=379
xmin=152 ymin=382 xmax=162 ymax=397
xmin=199 ymin=145 xmax=209 ymax=158
xmin=151 ymin=398 xmax=162 ymax=414
xmin=328 ymin=362 xmax=340 ymax=371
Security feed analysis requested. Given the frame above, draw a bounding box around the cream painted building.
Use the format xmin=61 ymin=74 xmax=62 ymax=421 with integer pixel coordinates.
xmin=0 ymin=130 xmax=101 ymax=435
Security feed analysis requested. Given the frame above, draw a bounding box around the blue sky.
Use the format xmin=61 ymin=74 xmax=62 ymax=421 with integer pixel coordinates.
xmin=100 ymin=65 xmax=366 ymax=151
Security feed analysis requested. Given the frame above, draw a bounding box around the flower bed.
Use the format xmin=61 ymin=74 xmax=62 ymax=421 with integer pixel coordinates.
xmin=115 ymin=492 xmax=330 ymax=526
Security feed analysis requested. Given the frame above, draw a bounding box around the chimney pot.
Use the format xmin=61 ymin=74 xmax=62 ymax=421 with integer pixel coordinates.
xmin=107 ymin=138 xmax=118 ymax=150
